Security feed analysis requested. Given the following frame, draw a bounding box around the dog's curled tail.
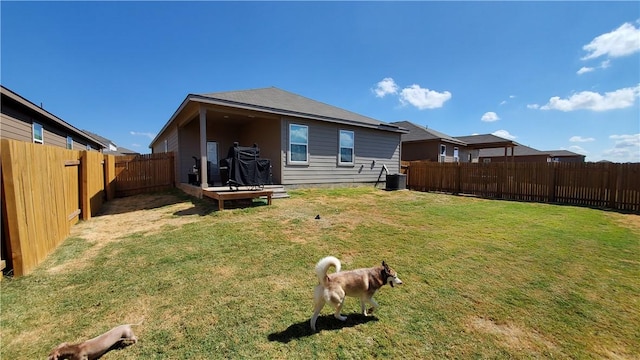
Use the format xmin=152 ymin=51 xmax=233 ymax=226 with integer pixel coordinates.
xmin=315 ymin=256 xmax=341 ymax=285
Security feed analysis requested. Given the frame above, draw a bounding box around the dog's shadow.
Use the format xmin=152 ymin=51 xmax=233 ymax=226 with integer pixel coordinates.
xmin=267 ymin=314 xmax=379 ymax=343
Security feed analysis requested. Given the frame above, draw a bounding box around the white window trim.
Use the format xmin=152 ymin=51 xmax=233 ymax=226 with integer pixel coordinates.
xmin=439 ymin=144 xmax=446 ymax=163
xmin=164 ymin=139 xmax=169 ymax=153
xmin=33 ymin=122 xmax=43 ymax=144
xmin=66 ymin=136 xmax=73 ymax=149
xmin=338 ymin=129 xmax=354 ymax=166
xmin=288 ymin=123 xmax=309 ymax=165
xmin=453 ymin=147 xmax=459 ymax=163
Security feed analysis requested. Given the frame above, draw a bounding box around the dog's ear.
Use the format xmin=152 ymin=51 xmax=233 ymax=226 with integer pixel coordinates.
xmin=382 ymin=260 xmax=388 ymax=268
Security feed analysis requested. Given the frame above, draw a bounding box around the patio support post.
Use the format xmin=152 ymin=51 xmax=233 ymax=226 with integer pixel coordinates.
xmin=199 ymin=106 xmax=208 ymax=188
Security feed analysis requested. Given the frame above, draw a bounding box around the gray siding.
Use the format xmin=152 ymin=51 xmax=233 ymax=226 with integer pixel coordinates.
xmin=281 ymin=118 xmax=400 ymax=185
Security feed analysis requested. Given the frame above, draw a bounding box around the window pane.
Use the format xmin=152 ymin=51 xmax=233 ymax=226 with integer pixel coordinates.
xmin=33 ymin=123 xmax=43 ymax=142
xmin=290 ymin=125 xmax=308 ymax=144
xmin=291 ymin=144 xmax=307 ymax=162
xmin=340 ymin=148 xmax=353 ymax=163
xmin=340 ymin=131 xmax=354 ymax=148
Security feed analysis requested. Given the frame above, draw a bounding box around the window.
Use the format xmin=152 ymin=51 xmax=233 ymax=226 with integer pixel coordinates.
xmin=338 ymin=130 xmax=354 ymax=165
xmin=33 ymin=122 xmax=43 ymax=143
xmin=453 ymin=147 xmax=459 ymax=163
xmin=86 ymin=144 xmax=92 ymax=151
xmin=439 ymin=144 xmax=446 ymax=162
xmin=66 ymin=136 xmax=73 ymax=149
xmin=289 ymin=124 xmax=308 ymax=164
xmin=164 ymin=139 xmax=168 ymax=153
xmin=483 ymin=158 xmax=491 ymax=163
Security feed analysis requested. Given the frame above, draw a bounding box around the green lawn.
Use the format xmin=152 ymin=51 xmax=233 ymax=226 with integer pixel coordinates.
xmin=2 ymin=187 xmax=639 ymax=359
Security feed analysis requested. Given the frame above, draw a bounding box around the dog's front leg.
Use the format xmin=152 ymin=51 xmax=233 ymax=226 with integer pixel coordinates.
xmin=366 ymin=297 xmax=379 ymax=315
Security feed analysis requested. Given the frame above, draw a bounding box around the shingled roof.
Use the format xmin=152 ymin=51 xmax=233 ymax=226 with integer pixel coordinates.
xmin=391 ymin=121 xmax=466 ymax=145
xmin=193 ymin=87 xmax=405 ymax=131
xmin=454 ymin=134 xmax=515 ymax=148
xmin=478 ymin=143 xmax=548 ymax=157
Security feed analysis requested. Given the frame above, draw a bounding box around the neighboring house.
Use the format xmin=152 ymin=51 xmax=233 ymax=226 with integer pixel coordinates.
xmin=477 ymin=143 xmax=549 ymax=163
xmin=149 ymin=87 xmax=407 ymax=187
xmin=393 ymin=121 xmax=516 ymax=163
xmin=548 ymin=150 xmax=586 ymax=163
xmin=453 ymin=134 xmax=518 ymax=162
xmin=478 ymin=146 xmax=586 ymax=163
xmin=1 ymin=85 xmax=105 ymax=151
xmin=83 ymin=130 xmax=140 ymax=156
xmin=392 ymin=121 xmax=469 ymax=162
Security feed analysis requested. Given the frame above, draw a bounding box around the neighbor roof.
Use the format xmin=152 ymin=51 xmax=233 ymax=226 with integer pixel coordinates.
xmin=391 ymin=121 xmax=467 ymax=146
xmin=547 ymin=150 xmax=585 ymax=158
xmin=83 ymin=130 xmax=139 ymax=155
xmin=479 ymin=143 xmax=549 ymax=157
xmin=454 ymin=134 xmax=515 ymax=149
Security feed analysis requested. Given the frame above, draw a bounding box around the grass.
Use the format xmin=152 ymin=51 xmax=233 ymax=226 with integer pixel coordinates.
xmin=1 ymin=187 xmax=639 ymax=359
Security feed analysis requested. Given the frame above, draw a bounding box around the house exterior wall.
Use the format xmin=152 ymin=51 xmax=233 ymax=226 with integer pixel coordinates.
xmin=402 ymin=141 xmax=440 ymax=161
xmin=234 ymin=118 xmax=282 ymax=184
xmin=402 ymin=140 xmax=472 ymax=163
xmin=0 ymin=95 xmax=100 ymax=151
xmin=280 ymin=117 xmax=400 ymax=185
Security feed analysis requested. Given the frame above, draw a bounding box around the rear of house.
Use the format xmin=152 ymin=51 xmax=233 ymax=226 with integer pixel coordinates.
xmin=150 ymin=87 xmax=406 ymax=188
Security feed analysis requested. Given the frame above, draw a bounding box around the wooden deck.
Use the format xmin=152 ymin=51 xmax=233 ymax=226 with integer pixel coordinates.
xmin=203 ymin=188 xmax=273 ymax=210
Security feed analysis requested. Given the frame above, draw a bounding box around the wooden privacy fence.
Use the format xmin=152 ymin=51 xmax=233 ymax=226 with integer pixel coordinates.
xmin=1 ymin=139 xmax=175 ymax=276
xmin=403 ymin=161 xmax=640 ymax=213
xmin=114 ymin=153 xmax=174 ymax=197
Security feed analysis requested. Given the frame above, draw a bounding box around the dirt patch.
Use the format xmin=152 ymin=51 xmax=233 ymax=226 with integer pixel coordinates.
xmin=466 ymin=316 xmax=557 ymax=353
xmin=47 ymin=193 xmax=207 ymax=274
xmin=607 ymin=213 xmax=640 ymax=234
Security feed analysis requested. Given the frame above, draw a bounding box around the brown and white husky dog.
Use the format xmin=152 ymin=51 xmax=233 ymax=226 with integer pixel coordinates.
xmin=310 ymin=256 xmax=403 ymax=332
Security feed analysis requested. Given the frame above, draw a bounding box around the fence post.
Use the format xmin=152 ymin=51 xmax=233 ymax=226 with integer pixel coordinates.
xmin=104 ymin=155 xmax=116 ymax=201
xmin=80 ymin=151 xmax=91 ymax=221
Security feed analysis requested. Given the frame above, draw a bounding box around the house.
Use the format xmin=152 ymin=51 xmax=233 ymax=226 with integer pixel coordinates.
xmin=477 ymin=145 xmax=586 ymax=163
xmin=392 ymin=121 xmax=469 ymax=162
xmin=83 ymin=130 xmax=140 ymax=156
xmin=149 ymin=87 xmax=407 ymax=189
xmin=477 ymin=143 xmax=550 ymax=163
xmin=1 ymin=85 xmax=105 ymax=151
xmin=392 ymin=121 xmax=516 ymax=163
xmin=548 ymin=150 xmax=586 ymax=163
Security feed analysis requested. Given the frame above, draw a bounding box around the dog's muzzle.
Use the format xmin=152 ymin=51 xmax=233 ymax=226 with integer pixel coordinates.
xmin=387 ymin=276 xmax=402 ymax=287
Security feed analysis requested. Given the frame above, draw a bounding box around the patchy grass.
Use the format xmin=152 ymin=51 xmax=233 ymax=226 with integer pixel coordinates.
xmin=1 ymin=187 xmax=639 ymax=359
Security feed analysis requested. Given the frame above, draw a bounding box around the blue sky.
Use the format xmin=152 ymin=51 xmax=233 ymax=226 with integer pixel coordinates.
xmin=2 ymin=2 xmax=639 ymax=162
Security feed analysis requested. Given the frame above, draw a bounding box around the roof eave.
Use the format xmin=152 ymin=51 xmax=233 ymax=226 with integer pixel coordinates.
xmin=1 ymin=86 xmax=107 ymax=149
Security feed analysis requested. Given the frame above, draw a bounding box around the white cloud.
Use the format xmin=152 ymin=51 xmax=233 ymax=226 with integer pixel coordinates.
xmin=539 ymin=85 xmax=640 ymax=111
xmin=600 ymin=59 xmax=611 ymax=69
xmin=569 ymin=145 xmax=589 ymax=154
xmin=481 ymin=111 xmax=500 ymax=122
xmin=399 ymin=84 xmax=452 ymax=110
xmin=527 ymin=104 xmax=540 ymax=109
xmin=582 ymin=22 xmax=640 ymax=60
xmin=577 ymin=66 xmax=595 ymax=75
xmin=499 ymin=100 xmax=507 ymax=105
xmin=602 ymin=133 xmax=640 ymax=162
xmin=373 ymin=77 xmax=398 ymax=98
xmin=130 ymin=131 xmax=157 ymax=139
xmin=492 ymin=130 xmax=516 ymax=140
xmin=570 ymin=136 xmax=595 ymax=143
xmin=509 ymin=95 xmax=516 ymax=99
xmin=131 ymin=143 xmax=142 ymax=148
